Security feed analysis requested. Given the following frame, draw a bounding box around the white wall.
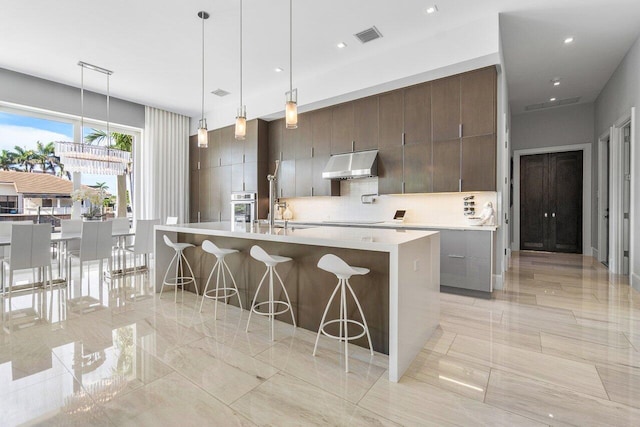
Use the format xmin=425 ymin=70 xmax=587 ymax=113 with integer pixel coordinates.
xmin=511 ymin=103 xmax=595 ymax=151
xmin=594 ymin=34 xmax=640 ymax=290
xmin=0 ymin=68 xmax=145 ymax=128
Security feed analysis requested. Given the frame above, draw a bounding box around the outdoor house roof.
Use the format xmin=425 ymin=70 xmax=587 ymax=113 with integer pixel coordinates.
xmin=0 ymin=170 xmax=92 ymax=197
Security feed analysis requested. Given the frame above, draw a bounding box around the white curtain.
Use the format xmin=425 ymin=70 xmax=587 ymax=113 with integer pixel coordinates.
xmin=134 ymin=106 xmax=189 ymax=223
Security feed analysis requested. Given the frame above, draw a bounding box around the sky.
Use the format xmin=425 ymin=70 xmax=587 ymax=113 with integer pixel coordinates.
xmin=0 ymin=111 xmax=118 ymax=191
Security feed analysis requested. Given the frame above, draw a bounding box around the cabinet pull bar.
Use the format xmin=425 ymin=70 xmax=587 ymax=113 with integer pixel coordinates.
xmin=544 ymin=212 xmax=548 ymax=218
xmin=459 ymin=124 xmax=463 ymax=138
xmin=448 ymin=254 xmax=465 ymax=259
xmin=352 ymin=141 xmax=355 ymax=152
xmin=243 ymin=154 xmax=245 ymax=163
xmin=458 ymin=179 xmax=462 ymax=192
xmin=197 ymin=212 xmax=201 ymax=223
xmin=311 ymin=186 xmax=314 ymax=197
xmin=402 ymin=181 xmax=405 ymax=194
xmin=197 ymin=161 xmax=200 ymax=170
xmin=552 ymin=212 xmax=556 ymax=218
xmin=219 ymin=211 xmax=222 ymax=221
xmin=402 ymin=132 xmax=406 ymax=146
xmin=311 ymin=147 xmax=314 ymax=158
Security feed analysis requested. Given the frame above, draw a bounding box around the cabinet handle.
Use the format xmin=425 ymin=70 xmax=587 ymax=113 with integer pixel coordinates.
xmin=219 ymin=158 xmax=222 ymax=167
xmin=402 ymin=132 xmax=406 ymax=146
xmin=197 ymin=212 xmax=201 ymax=223
xmin=311 ymin=186 xmax=314 ymax=197
xmin=448 ymin=254 xmax=466 ymax=259
xmin=219 ymin=211 xmax=222 ymax=222
xmin=351 ymin=141 xmax=355 ymax=152
xmin=544 ymin=212 xmax=548 ymax=218
xmin=243 ymin=182 xmax=245 ymax=191
xmin=242 ymin=154 xmax=245 ymax=163
xmin=197 ymin=161 xmax=201 ymax=170
xmin=402 ymin=181 xmax=405 ymax=194
xmin=280 ymin=151 xmax=283 ymax=161
xmin=458 ymin=179 xmax=462 ymax=192
xmin=280 ymin=188 xmax=283 ymax=198
xmin=552 ymin=212 xmax=556 ymax=218
xmin=459 ymin=124 xmax=463 ymax=138
xmin=311 ymin=147 xmax=314 ymax=158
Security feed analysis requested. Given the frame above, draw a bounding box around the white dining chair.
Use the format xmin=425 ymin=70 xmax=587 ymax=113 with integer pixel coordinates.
xmin=2 ymin=224 xmax=53 ymax=306
xmin=60 ymin=219 xmax=82 ymax=267
xmin=67 ymin=220 xmax=113 ymax=286
xmin=123 ymin=218 xmax=161 ymax=269
xmin=166 ymin=216 xmax=178 ymax=225
xmin=110 ymin=217 xmax=131 ymax=270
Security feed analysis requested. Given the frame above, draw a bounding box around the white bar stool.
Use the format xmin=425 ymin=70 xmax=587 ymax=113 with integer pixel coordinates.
xmin=160 ymin=235 xmax=198 ymax=302
xmin=199 ymin=240 xmax=243 ymax=316
xmin=246 ymin=245 xmax=296 ymax=341
xmin=313 ymin=254 xmax=374 ymax=373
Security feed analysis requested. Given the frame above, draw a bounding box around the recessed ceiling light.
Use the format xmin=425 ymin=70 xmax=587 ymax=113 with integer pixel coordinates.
xmin=425 ymin=5 xmax=438 ymax=14
xmin=337 ymin=42 xmax=347 ymax=49
xmin=550 ymin=97 xmax=557 ymax=102
xmin=564 ymin=37 xmax=574 ymax=44
xmin=274 ymin=67 xmax=283 ymax=73
xmin=553 ymin=81 xmax=561 ymax=86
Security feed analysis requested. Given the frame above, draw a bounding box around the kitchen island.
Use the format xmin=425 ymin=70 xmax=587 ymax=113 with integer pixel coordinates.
xmin=154 ymin=221 xmax=439 ymax=382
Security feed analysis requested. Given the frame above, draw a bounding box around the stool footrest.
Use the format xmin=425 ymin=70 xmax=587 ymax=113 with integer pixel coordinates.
xmin=203 ymin=287 xmax=239 ymax=300
xmin=251 ymin=300 xmax=292 ymax=317
xmin=319 ymin=319 xmax=368 ymax=341
xmin=163 ymin=277 xmax=195 ymax=287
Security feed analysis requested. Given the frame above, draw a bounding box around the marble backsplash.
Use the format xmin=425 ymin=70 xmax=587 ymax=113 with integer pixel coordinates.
xmin=280 ymin=177 xmax=498 ymax=227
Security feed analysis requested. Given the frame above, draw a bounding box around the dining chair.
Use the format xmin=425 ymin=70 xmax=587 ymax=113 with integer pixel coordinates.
xmin=60 ymin=219 xmax=83 ymax=268
xmin=111 ymin=217 xmax=131 ymax=270
xmin=2 ymin=224 xmax=53 ymax=307
xmin=67 ymin=220 xmax=113 ymax=286
xmin=123 ymin=218 xmax=161 ymax=269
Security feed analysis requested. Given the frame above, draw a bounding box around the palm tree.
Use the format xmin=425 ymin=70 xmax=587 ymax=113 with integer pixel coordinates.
xmin=84 ymin=129 xmax=133 ymax=217
xmin=11 ymin=146 xmax=36 ymax=172
xmin=34 ymin=141 xmax=58 ymax=174
xmin=0 ymin=150 xmax=14 ymax=171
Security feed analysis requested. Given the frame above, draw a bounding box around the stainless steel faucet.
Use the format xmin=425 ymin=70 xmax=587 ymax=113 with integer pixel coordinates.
xmin=267 ymin=160 xmax=280 ymax=227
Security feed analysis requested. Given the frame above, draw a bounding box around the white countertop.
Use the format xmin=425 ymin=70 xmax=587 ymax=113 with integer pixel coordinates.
xmin=281 ymin=220 xmax=497 ymax=232
xmin=156 ymin=221 xmax=439 ymax=252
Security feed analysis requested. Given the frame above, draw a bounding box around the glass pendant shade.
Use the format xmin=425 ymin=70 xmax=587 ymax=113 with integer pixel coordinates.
xmin=285 ymin=89 xmax=298 ymax=129
xmin=235 ymin=106 xmax=246 ymax=140
xmin=198 ymin=119 xmax=208 ymax=148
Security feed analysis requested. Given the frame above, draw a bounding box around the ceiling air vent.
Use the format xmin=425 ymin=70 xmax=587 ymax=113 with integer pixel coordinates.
xmin=211 ymin=88 xmax=230 ymax=97
xmin=525 ymin=96 xmax=581 ymax=111
xmin=354 ymin=26 xmax=383 ymax=44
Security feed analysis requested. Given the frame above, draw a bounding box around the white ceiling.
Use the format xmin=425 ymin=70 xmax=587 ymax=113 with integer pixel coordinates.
xmin=1 ymin=0 xmax=639 ymax=127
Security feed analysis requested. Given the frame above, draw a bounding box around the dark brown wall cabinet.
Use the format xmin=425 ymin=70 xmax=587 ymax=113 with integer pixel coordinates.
xmin=189 ymin=119 xmax=269 ymax=222
xmin=263 ymin=65 xmax=497 ymax=198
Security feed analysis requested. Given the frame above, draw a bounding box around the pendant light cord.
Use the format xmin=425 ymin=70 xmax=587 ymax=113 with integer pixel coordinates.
xmin=289 ymin=0 xmax=293 ymax=94
xmin=80 ymin=65 xmax=84 ymax=152
xmin=106 ymin=73 xmax=110 ymax=155
xmin=201 ymin=12 xmax=205 ymax=124
xmin=240 ymin=0 xmax=243 ymax=107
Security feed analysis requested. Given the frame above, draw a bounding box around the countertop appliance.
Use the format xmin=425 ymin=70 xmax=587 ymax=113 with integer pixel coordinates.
xmin=231 ymin=192 xmax=256 ymax=224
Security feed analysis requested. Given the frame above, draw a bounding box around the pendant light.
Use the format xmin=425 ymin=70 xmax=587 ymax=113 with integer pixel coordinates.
xmin=235 ymin=0 xmax=246 ymax=140
xmin=197 ymin=11 xmax=210 ymax=148
xmin=285 ymin=0 xmax=297 ymax=129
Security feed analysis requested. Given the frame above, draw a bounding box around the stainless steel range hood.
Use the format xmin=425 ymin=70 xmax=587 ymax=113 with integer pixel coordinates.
xmin=322 ymin=149 xmax=378 ymax=180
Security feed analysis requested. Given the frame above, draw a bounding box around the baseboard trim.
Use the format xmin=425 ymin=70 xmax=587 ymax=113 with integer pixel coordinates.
xmin=632 ymin=273 xmax=640 ymax=292
xmin=441 ymin=285 xmax=491 ymax=300
xmin=493 ymin=273 xmax=504 ymax=291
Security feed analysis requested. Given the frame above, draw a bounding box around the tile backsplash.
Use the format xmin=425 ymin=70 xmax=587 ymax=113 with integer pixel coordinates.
xmin=281 ymin=177 xmax=498 ymax=227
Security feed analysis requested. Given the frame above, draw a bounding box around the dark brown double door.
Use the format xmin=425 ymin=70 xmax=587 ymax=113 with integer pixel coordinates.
xmin=520 ymin=151 xmax=583 ymax=253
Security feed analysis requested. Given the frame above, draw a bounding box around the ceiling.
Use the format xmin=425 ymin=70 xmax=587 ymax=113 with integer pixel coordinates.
xmin=1 ymin=0 xmax=640 ymax=127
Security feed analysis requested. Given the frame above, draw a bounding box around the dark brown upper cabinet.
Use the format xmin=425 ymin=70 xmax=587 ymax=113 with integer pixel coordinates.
xmin=460 ymin=67 xmax=496 ymax=138
xmin=311 ymin=108 xmax=332 ymax=156
xmin=377 ymin=147 xmax=403 ymax=195
xmin=353 ymin=96 xmax=378 ymax=151
xmin=404 ymin=143 xmax=432 ymax=193
xmin=432 ymin=139 xmax=461 ymax=192
xmin=461 ymin=134 xmax=496 ymax=191
xmin=331 ymin=103 xmax=354 ymax=154
xmin=378 ymin=90 xmax=403 ymax=150
xmin=403 ymin=82 xmax=431 ymax=146
xmin=293 ymin=113 xmax=313 ymax=159
xmin=432 ymin=75 xmax=461 ymax=142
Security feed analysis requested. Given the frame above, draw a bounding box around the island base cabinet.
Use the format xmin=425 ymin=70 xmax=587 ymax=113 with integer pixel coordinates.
xmin=439 ymin=230 xmax=492 ymax=294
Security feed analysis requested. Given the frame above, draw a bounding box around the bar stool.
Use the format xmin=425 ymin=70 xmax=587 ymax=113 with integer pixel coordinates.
xmin=313 ymin=254 xmax=374 ymax=373
xmin=199 ymin=240 xmax=243 ymax=316
xmin=246 ymin=245 xmax=296 ymax=341
xmin=160 ymin=235 xmax=198 ymax=302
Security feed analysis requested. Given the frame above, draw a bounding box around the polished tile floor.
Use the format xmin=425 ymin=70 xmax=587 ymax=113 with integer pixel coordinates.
xmin=1 ymin=251 xmax=639 ymax=426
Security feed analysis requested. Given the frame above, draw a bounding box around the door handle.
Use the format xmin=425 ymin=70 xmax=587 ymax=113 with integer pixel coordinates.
xmin=448 ymin=254 xmax=466 ymax=259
